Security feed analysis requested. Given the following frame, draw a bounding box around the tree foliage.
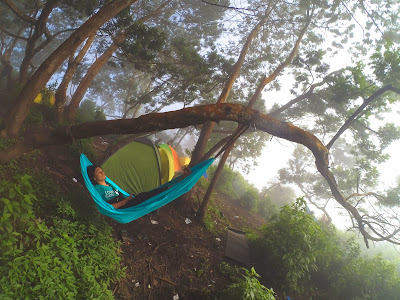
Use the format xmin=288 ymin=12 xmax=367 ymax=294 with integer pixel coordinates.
xmin=0 ymin=0 xmax=400 ymax=245
xmin=250 ymin=199 xmax=400 ymax=298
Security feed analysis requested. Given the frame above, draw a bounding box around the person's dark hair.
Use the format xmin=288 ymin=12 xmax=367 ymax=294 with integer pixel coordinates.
xmin=87 ymin=165 xmax=101 ymax=185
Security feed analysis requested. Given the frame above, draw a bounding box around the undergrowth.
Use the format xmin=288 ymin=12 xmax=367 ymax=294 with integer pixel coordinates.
xmin=0 ymin=163 xmax=124 ymax=298
xmin=203 ymin=198 xmax=230 ymax=235
xmin=217 ymin=266 xmax=276 ymax=300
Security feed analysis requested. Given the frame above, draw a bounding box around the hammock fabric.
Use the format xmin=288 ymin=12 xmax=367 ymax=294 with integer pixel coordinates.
xmin=80 ymin=153 xmax=214 ymax=223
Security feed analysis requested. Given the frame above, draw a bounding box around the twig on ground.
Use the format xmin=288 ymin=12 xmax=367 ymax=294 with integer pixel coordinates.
xmin=155 ymin=276 xmax=176 ymax=286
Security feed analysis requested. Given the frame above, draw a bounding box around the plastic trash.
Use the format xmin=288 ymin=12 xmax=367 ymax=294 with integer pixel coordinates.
xmin=135 ymin=282 xmax=140 ymax=287
xmin=121 ymin=230 xmax=134 ymax=243
xmin=173 ymin=293 xmax=179 ymax=300
xmin=150 ymin=220 xmax=158 ymax=224
xmin=185 ymin=218 xmax=192 ymax=224
xmin=215 ymin=238 xmax=221 ymax=242
xmin=72 ymin=178 xmax=77 ymax=182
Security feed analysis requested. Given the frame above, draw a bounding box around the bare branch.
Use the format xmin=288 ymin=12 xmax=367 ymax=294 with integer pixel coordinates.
xmin=1 ymin=0 xmax=37 ymax=24
xmin=346 ymin=192 xmax=384 ymax=201
xmin=340 ymin=0 xmax=365 ymax=37
xmin=138 ymin=0 xmax=173 ymax=23
xmin=358 ymin=0 xmax=384 ymax=36
xmin=248 ymin=6 xmax=313 ymax=106
xmin=269 ymin=69 xmax=344 ymax=117
xmin=327 ymin=85 xmax=400 ymax=149
xmin=0 ymin=24 xmax=28 ymax=40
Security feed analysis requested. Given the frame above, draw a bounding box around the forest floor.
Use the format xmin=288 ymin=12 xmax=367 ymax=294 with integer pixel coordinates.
xmin=30 ymin=138 xmax=269 ymax=300
xmin=110 ymin=192 xmax=266 ymax=300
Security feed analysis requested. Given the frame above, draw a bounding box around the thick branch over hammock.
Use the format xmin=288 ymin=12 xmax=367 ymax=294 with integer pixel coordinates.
xmin=1 ymin=103 xmax=398 ymax=246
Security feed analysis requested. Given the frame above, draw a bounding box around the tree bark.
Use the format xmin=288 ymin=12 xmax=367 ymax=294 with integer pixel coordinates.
xmin=65 ymin=39 xmax=121 ymax=123
xmin=196 ymin=12 xmax=311 ymax=222
xmin=0 ymin=25 xmax=24 ymax=91
xmin=326 ymin=85 xmax=400 ymax=149
xmin=54 ymin=34 xmax=95 ymax=122
xmin=19 ymin=0 xmax=60 ymax=83
xmin=190 ymin=8 xmax=271 ymax=166
xmin=65 ymin=0 xmax=172 ymax=123
xmin=1 ymin=0 xmax=136 ymax=138
xmin=1 ymin=102 xmax=400 ymax=244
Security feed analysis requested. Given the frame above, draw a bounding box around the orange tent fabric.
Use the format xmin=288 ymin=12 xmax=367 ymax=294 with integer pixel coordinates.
xmin=168 ymin=145 xmax=182 ymax=173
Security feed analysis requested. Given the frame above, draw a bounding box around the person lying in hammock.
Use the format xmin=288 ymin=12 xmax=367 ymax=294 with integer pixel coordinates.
xmin=87 ymin=165 xmax=170 ymax=209
xmin=87 ymin=165 xmax=191 ymax=209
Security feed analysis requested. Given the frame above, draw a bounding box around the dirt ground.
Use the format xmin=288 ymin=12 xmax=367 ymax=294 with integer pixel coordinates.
xmin=107 ymin=189 xmax=268 ymax=300
xmin=92 ymin=136 xmax=269 ymax=299
xmin=34 ymin=138 xmax=270 ymax=299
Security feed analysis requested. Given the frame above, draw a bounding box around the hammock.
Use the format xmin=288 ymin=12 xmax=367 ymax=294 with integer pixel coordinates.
xmin=80 ymin=153 xmax=214 ymax=223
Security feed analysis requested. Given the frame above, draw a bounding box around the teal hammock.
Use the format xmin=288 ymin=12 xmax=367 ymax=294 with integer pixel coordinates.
xmin=80 ymin=154 xmax=214 ymax=223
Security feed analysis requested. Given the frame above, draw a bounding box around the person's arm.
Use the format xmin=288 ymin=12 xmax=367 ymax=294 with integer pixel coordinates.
xmin=173 ymin=166 xmax=192 ymax=179
xmin=111 ymin=194 xmax=134 ymax=209
xmin=182 ymin=166 xmax=192 ymax=178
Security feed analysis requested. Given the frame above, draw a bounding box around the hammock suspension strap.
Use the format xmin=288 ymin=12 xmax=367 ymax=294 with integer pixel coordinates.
xmin=214 ymin=124 xmax=249 ymax=158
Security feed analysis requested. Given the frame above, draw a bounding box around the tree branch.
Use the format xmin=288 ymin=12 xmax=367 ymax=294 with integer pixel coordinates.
xmin=2 ymin=103 xmax=400 ymax=245
xmin=326 ymin=85 xmax=400 ymax=149
xmin=1 ymin=0 xmax=37 ymax=24
xmin=248 ymin=6 xmax=313 ymax=106
xmin=0 ymin=24 xmax=28 ymax=40
xmin=269 ymin=69 xmax=344 ymax=117
xmin=33 ymin=28 xmax=80 ymax=56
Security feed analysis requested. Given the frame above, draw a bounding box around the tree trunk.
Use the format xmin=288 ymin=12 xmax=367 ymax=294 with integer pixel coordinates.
xmin=197 ymin=141 xmax=234 ymax=220
xmin=196 ymin=12 xmax=312 ymax=222
xmin=19 ymin=0 xmax=60 ymax=83
xmin=0 ymin=103 xmax=316 ymax=161
xmin=185 ymin=11 xmax=270 ymax=211
xmin=65 ymin=1 xmax=172 ymax=123
xmin=1 ymin=0 xmax=136 ymax=138
xmin=190 ymin=14 xmax=269 ymax=166
xmin=54 ymin=34 xmax=95 ymax=122
xmin=65 ymin=40 xmax=120 ymax=123
xmin=1 ymin=102 xmax=390 ymax=244
xmin=0 ymin=25 xmax=24 ymax=92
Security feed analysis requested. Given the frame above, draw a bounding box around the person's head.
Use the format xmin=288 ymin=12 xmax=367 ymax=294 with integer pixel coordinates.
xmin=87 ymin=165 xmax=106 ymax=185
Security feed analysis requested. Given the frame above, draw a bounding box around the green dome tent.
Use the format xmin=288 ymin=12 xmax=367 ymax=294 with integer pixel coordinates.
xmin=101 ymin=138 xmax=180 ymax=195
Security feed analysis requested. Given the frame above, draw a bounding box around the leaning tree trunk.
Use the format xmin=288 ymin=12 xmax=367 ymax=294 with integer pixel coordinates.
xmin=190 ymin=14 xmax=269 ymax=166
xmin=180 ymin=11 xmax=270 ymax=214
xmin=1 ymin=100 xmax=399 ymax=245
xmin=195 ymin=9 xmax=311 ymax=222
xmin=65 ymin=1 xmax=172 ymax=123
xmin=1 ymin=0 xmax=136 ymax=138
xmin=54 ymin=34 xmax=95 ymax=122
xmin=0 ymin=25 xmax=23 ymax=93
xmin=19 ymin=0 xmax=60 ymax=83
xmin=65 ymin=40 xmax=121 ymax=123
xmin=196 ymin=141 xmax=235 ymax=220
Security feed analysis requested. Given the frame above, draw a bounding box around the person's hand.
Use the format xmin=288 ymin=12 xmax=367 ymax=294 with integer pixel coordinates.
xmin=182 ymin=166 xmax=191 ymax=178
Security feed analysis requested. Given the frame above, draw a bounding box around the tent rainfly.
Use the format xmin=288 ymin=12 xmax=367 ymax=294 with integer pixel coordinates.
xmin=101 ymin=138 xmax=181 ymax=195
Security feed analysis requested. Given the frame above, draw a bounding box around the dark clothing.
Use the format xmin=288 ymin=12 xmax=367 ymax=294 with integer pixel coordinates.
xmin=120 ymin=186 xmax=169 ymax=209
xmin=97 ymin=184 xmax=168 ymax=209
